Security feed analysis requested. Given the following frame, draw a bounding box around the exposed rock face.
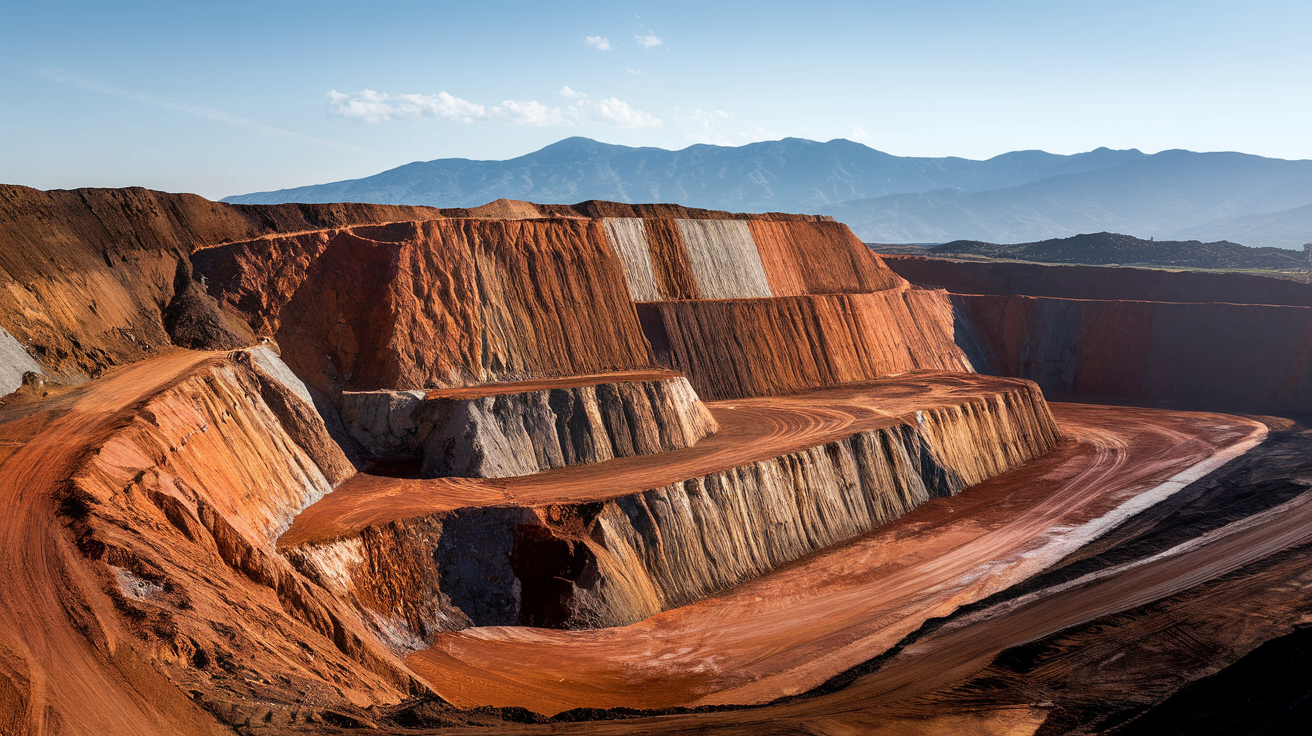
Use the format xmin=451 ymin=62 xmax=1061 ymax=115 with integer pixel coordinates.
xmin=881 ymin=254 xmax=1312 ymax=306
xmin=0 ymin=325 xmax=41 ymax=399
xmin=197 ymin=220 xmax=656 ymax=394
xmin=0 ymin=184 xmax=445 ymax=383
xmin=287 ymin=381 xmax=1059 ymax=646
xmin=640 ymin=289 xmax=972 ymax=400
xmin=338 ymin=375 xmax=718 ymax=478
xmin=62 ymin=349 xmax=420 ymax=718
xmin=954 ymin=293 xmax=1312 ymax=410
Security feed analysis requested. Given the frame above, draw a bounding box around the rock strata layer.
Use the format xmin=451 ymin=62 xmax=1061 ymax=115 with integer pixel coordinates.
xmin=285 ymin=380 xmax=1060 ymax=648
xmin=339 ymin=374 xmax=717 ymax=478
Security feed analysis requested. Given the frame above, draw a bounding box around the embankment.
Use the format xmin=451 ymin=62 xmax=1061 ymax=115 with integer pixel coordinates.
xmin=59 ymin=347 xmax=422 ymax=722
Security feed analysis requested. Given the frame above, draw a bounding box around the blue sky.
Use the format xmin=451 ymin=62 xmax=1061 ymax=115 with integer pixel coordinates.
xmin=3 ymin=0 xmax=1310 ymax=199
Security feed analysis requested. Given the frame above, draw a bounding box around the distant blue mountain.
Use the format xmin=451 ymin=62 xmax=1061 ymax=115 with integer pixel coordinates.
xmin=223 ymin=137 xmax=1312 ymax=248
xmin=223 ymin=137 xmax=1145 ymax=212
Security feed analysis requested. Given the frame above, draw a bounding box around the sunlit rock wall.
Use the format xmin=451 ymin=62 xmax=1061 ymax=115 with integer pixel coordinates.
xmin=339 ymin=376 xmax=718 ymax=478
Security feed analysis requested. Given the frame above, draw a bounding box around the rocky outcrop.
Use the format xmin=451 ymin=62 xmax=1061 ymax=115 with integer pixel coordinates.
xmin=338 ymin=375 xmax=717 ymax=478
xmin=882 ymin=254 xmax=1312 ymax=307
xmin=286 ymin=381 xmax=1060 ymax=648
xmin=639 ymin=288 xmax=973 ymax=400
xmin=955 ymin=293 xmax=1312 ymax=410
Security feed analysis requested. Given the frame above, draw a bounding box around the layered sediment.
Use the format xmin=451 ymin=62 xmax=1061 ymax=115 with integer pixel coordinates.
xmin=284 ymin=378 xmax=1060 ymax=648
xmin=339 ymin=373 xmax=717 ymax=478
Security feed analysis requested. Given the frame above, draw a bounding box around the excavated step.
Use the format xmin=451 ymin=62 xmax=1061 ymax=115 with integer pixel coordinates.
xmin=337 ymin=370 xmax=717 ymax=478
xmin=280 ymin=373 xmax=1062 ymax=651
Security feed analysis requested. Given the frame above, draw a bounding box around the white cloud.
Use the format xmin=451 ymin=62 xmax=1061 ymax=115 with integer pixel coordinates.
xmin=585 ymin=36 xmax=612 ymax=50
xmin=327 ymin=89 xmax=486 ymax=124
xmin=635 ymin=33 xmax=663 ymax=48
xmin=328 ymin=89 xmax=661 ymax=128
xmin=626 ymin=69 xmax=645 ymax=76
xmin=558 ymin=86 xmax=587 ymax=99
xmin=848 ymin=126 xmax=876 ymax=145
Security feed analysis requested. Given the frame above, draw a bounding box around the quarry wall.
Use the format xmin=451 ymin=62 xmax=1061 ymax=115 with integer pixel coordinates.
xmin=956 ymin=293 xmax=1312 ymax=410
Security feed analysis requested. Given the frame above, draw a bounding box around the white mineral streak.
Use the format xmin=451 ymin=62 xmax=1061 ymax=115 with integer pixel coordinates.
xmin=0 ymin=325 xmax=42 ymax=398
xmin=602 ymin=218 xmax=660 ymax=302
xmin=675 ymin=219 xmax=774 ymax=299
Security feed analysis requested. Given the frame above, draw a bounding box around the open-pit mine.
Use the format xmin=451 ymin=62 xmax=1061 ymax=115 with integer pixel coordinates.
xmin=1 ymin=185 xmax=1308 ymax=735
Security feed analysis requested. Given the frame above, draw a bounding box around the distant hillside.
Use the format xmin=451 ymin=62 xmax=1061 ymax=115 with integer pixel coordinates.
xmin=224 ymin=137 xmax=1144 ymax=212
xmin=926 ymin=232 xmax=1307 ymax=270
xmin=822 ymin=150 xmax=1312 ymax=245
xmin=1176 ymin=202 xmax=1312 ymax=249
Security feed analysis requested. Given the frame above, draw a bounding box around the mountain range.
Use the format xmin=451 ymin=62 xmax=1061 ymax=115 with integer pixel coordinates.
xmin=224 ymin=137 xmax=1312 ymax=248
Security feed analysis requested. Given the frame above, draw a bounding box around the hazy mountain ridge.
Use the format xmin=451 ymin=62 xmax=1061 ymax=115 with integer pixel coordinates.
xmin=224 ymin=137 xmax=1145 ymax=212
xmin=925 ymin=231 xmax=1307 ymax=270
xmin=224 ymin=138 xmax=1312 ymax=248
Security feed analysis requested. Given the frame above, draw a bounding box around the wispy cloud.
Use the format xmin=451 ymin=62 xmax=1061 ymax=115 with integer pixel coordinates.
xmin=36 ymin=67 xmax=367 ymax=153
xmin=848 ymin=126 xmax=876 ymax=145
xmin=675 ymin=108 xmax=779 ymax=145
xmin=558 ymin=86 xmax=587 ymax=99
xmin=585 ymin=35 xmax=612 ymax=50
xmin=328 ymin=89 xmax=661 ymax=128
xmin=626 ymin=69 xmax=645 ymax=76
xmin=635 ymin=33 xmax=663 ymax=48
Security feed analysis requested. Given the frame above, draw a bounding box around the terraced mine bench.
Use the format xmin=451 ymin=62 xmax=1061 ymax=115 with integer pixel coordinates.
xmin=279 ymin=372 xmax=1061 ymax=644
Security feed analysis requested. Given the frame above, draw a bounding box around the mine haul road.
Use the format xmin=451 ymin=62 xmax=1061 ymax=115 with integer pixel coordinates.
xmin=0 ymin=348 xmax=1273 ymax=736
xmin=406 ymin=403 xmax=1267 ymax=717
xmin=0 ymin=349 xmax=228 ymax=736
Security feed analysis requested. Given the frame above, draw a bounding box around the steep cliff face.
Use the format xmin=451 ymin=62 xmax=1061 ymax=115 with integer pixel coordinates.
xmin=882 ymin=254 xmax=1312 ymax=306
xmin=339 ymin=374 xmax=717 ymax=478
xmin=61 ymin=349 xmax=421 ymax=721
xmin=0 ymin=185 xmax=445 ymax=384
xmin=639 ymin=288 xmax=973 ymax=400
xmin=285 ymin=380 xmax=1060 ymax=647
xmin=956 ymin=293 xmax=1312 ymax=410
xmin=198 ymin=219 xmax=657 ymax=395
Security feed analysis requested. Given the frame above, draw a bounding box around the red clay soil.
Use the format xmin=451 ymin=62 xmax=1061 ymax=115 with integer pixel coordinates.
xmin=881 ymin=254 xmax=1312 ymax=306
xmin=0 ymin=349 xmax=230 ymax=736
xmin=278 ymin=372 xmax=1042 ymax=548
xmin=403 ymin=403 xmax=1264 ymax=715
